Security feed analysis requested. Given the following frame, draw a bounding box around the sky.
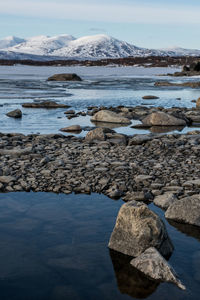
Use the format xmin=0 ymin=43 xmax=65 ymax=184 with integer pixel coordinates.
xmin=0 ymin=0 xmax=200 ymax=49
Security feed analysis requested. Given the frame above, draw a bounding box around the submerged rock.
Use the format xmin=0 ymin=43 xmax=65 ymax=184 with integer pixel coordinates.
xmin=22 ymin=101 xmax=69 ymax=109
xmin=47 ymin=73 xmax=82 ymax=81
xmin=165 ymin=194 xmax=200 ymax=227
xmin=6 ymin=109 xmax=22 ymax=118
xmin=91 ymin=110 xmax=131 ymax=124
xmin=130 ymin=247 xmax=186 ymax=290
xmin=108 ymin=201 xmax=173 ymax=257
xmin=142 ymin=112 xmax=186 ymax=126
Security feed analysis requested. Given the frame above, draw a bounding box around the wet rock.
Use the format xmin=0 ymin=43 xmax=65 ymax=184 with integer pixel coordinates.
xmin=22 ymin=101 xmax=69 ymax=109
xmin=142 ymin=112 xmax=186 ymax=126
xmin=6 ymin=109 xmax=22 ymax=118
xmin=165 ymin=194 xmax=200 ymax=227
xmin=196 ymin=97 xmax=200 ymax=108
xmin=108 ymin=201 xmax=173 ymax=257
xmin=130 ymin=247 xmax=186 ymax=290
xmin=60 ymin=125 xmax=82 ymax=132
xmin=91 ymin=110 xmax=131 ymax=124
xmin=47 ymin=73 xmax=82 ymax=81
xmin=154 ymin=192 xmax=177 ymax=209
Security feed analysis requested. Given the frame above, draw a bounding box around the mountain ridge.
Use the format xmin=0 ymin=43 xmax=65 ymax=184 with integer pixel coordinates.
xmin=0 ymin=34 xmax=200 ymax=60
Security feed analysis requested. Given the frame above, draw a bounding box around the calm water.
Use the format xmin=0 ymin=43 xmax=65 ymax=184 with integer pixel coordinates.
xmin=1 ymin=65 xmax=200 ymax=136
xmin=0 ymin=192 xmax=199 ymax=300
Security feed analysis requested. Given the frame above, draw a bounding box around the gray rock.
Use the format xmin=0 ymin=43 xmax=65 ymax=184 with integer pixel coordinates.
xmin=165 ymin=194 xmax=200 ymax=227
xmin=142 ymin=112 xmax=186 ymax=126
xmin=130 ymin=247 xmax=185 ymax=290
xmin=91 ymin=110 xmax=131 ymax=124
xmin=108 ymin=201 xmax=173 ymax=257
xmin=6 ymin=109 xmax=22 ymax=118
xmin=0 ymin=147 xmax=32 ymax=157
xmin=154 ymin=192 xmax=177 ymax=209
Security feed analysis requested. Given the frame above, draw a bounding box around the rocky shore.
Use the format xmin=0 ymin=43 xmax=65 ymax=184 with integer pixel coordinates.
xmin=1 ymin=129 xmax=200 ymax=202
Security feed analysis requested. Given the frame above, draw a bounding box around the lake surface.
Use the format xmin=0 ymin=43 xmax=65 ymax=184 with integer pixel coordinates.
xmin=0 ymin=192 xmax=199 ymax=300
xmin=1 ymin=65 xmax=200 ymax=135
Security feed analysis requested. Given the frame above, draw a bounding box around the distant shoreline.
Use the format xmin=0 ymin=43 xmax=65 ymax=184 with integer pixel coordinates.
xmin=0 ymin=56 xmax=199 ymax=67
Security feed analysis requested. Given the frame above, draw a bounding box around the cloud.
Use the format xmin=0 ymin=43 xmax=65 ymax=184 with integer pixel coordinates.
xmin=1 ymin=0 xmax=200 ymax=25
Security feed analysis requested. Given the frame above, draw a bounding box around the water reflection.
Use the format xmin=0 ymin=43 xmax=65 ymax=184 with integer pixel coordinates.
xmin=168 ymin=220 xmax=200 ymax=242
xmin=109 ymin=250 xmax=159 ymax=298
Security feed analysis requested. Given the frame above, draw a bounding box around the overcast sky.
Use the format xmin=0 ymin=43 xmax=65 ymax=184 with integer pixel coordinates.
xmin=1 ymin=0 xmax=200 ymax=48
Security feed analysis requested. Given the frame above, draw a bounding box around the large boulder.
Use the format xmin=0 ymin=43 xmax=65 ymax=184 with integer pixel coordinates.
xmin=47 ymin=73 xmax=82 ymax=81
xmin=142 ymin=112 xmax=186 ymax=126
xmin=6 ymin=109 xmax=22 ymax=118
xmin=130 ymin=247 xmax=185 ymax=290
xmin=108 ymin=201 xmax=173 ymax=258
xmin=165 ymin=194 xmax=200 ymax=227
xmin=91 ymin=110 xmax=131 ymax=124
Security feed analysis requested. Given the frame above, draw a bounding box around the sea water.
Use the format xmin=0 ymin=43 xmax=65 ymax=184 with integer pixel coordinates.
xmin=0 ymin=192 xmax=199 ymax=300
xmin=1 ymin=65 xmax=200 ymax=135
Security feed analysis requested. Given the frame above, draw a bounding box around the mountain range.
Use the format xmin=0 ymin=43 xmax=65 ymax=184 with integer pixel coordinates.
xmin=0 ymin=34 xmax=200 ymax=60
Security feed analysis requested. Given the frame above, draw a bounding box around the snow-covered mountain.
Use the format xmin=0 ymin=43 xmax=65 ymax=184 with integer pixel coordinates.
xmin=0 ymin=34 xmax=200 ymax=60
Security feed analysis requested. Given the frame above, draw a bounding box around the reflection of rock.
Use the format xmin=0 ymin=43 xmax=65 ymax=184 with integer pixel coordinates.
xmin=130 ymin=247 xmax=186 ymax=290
xmin=165 ymin=194 xmax=200 ymax=227
xmin=108 ymin=201 xmax=174 ymax=258
xmin=168 ymin=220 xmax=200 ymax=242
xmin=149 ymin=125 xmax=184 ymax=134
xmin=91 ymin=110 xmax=131 ymax=124
xmin=47 ymin=73 xmax=82 ymax=81
xmin=109 ymin=249 xmax=159 ymax=299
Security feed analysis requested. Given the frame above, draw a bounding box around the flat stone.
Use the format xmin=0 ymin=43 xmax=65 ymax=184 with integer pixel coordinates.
xmin=60 ymin=125 xmax=82 ymax=132
xmin=130 ymin=247 xmax=185 ymax=290
xmin=22 ymin=101 xmax=69 ymax=109
xmin=142 ymin=95 xmax=159 ymax=100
